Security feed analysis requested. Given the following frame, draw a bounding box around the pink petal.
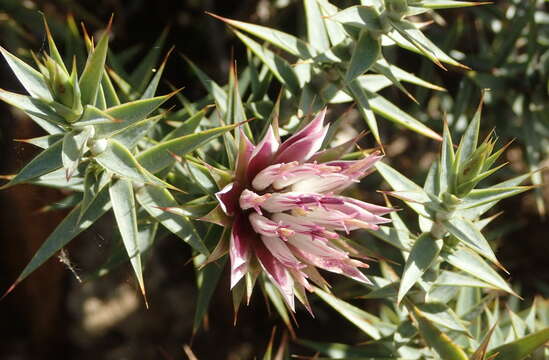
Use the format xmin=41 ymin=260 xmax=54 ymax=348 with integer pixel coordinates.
xmin=289 ymin=243 xmax=372 ymax=285
xmin=230 ymin=214 xmax=255 ymax=288
xmin=215 ymin=182 xmax=243 ymax=216
xmin=340 ymin=197 xmax=395 ymax=216
xmin=275 ymin=125 xmax=329 ymax=163
xmin=247 ymin=126 xmax=279 ymax=182
xmin=277 ymin=108 xmax=327 ymax=155
xmin=255 ymin=241 xmax=295 ymax=311
xmin=261 ymin=235 xmax=303 ymax=269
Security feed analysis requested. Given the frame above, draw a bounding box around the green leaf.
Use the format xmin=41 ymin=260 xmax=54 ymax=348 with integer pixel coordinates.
xmin=316 ymin=0 xmax=347 ymax=45
xmin=94 ymin=138 xmax=173 ymax=189
xmin=346 ymin=78 xmax=380 ymax=144
xmin=74 ymin=105 xmax=116 ymax=126
xmin=304 ymin=0 xmax=330 ymax=51
xmin=109 ymin=178 xmax=146 ymax=299
xmin=455 ymin=99 xmax=482 ymax=168
xmin=1 ymin=139 xmax=63 ymax=189
xmin=440 ymin=122 xmax=455 ymax=193
xmin=315 ymin=287 xmax=382 ymax=339
xmin=433 ymin=270 xmax=495 ymax=289
xmin=0 ymin=46 xmax=53 ymax=100
xmin=94 ymin=92 xmax=175 ymax=136
xmin=444 ymin=217 xmax=501 ymax=267
xmin=459 ymin=186 xmax=533 ymax=211
xmin=208 ymin=12 xmax=317 ymax=59
xmin=443 ymin=249 xmax=517 ymax=296
xmin=388 ymin=20 xmax=467 ymax=70
xmin=412 ymin=306 xmax=469 ymax=360
xmin=365 ymin=90 xmax=442 ymax=141
xmin=138 ymin=123 xmax=240 ymax=174
xmin=162 ymin=107 xmax=207 ymax=141
xmin=14 ymin=134 xmax=64 ymax=150
xmin=79 ymin=21 xmax=110 ymax=105
xmin=327 ymin=6 xmax=384 ymax=32
xmin=62 ymin=127 xmax=93 ymax=180
xmin=486 ymin=328 xmax=549 ymax=360
xmin=0 ymin=89 xmax=66 ymax=125
xmin=417 ymin=302 xmax=469 ymax=334
xmin=345 ymin=30 xmax=380 ymax=83
xmin=233 ymin=30 xmax=301 ymax=95
xmin=373 ymin=59 xmax=446 ymax=91
xmin=398 ymin=233 xmax=442 ymax=303
xmin=111 ymin=114 xmax=163 ymax=149
xmin=387 ymin=23 xmax=469 ymax=70
xmin=135 ymin=185 xmax=208 ymax=254
xmin=457 ymin=173 xmax=532 ymax=219
xmin=6 ymin=186 xmax=111 ymax=293
xmin=374 ymin=161 xmax=435 ymax=218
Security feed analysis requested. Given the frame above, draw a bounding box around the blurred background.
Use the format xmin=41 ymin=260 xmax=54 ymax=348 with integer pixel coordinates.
xmin=0 ymin=0 xmax=547 ymax=358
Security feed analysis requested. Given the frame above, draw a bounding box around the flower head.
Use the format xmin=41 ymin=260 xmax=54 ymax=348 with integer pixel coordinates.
xmin=215 ymin=108 xmax=392 ymax=312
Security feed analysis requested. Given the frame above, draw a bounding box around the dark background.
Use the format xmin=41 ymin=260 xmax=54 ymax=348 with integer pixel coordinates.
xmin=0 ymin=0 xmax=547 ymax=358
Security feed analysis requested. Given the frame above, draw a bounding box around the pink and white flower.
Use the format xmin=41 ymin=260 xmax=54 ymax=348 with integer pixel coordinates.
xmin=215 ymin=108 xmax=392 ymax=312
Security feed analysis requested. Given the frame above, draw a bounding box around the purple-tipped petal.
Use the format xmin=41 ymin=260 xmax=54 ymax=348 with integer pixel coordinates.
xmin=247 ymin=126 xmax=279 ymax=182
xmin=235 ymin=128 xmax=255 ymax=181
xmin=255 ymin=241 xmax=295 ymax=311
xmin=229 ymin=214 xmax=255 ymax=288
xmin=277 ymin=108 xmax=327 ymax=155
xmin=215 ymin=182 xmax=243 ymax=216
xmin=275 ymin=125 xmax=329 ymax=163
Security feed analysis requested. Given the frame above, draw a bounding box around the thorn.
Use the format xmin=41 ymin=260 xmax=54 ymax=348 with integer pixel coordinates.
xmin=1 ymin=280 xmax=20 ymax=301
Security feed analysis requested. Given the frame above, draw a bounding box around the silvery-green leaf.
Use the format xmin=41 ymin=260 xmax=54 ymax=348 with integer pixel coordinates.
xmin=15 ymin=134 xmax=64 ymax=150
xmin=111 ymin=113 xmax=163 ymax=149
xmin=346 ymin=78 xmax=380 ymax=144
xmin=94 ymin=138 xmax=174 ymax=189
xmin=0 ymin=89 xmax=66 ymax=125
xmin=138 ymin=123 xmax=241 ymax=174
xmin=162 ymin=107 xmax=207 ymax=141
xmin=388 ymin=20 xmax=467 ymax=70
xmin=135 ymin=185 xmax=208 ymax=254
xmin=433 ymin=270 xmax=495 ymax=289
xmin=94 ymin=92 xmax=176 ymax=136
xmin=443 ymin=249 xmax=517 ymax=296
xmin=345 ymin=30 xmax=380 ymax=83
xmin=209 ymin=12 xmax=317 ymax=59
xmin=0 ymin=46 xmax=53 ymax=100
xmin=444 ymin=217 xmax=501 ymax=267
xmin=486 ymin=328 xmax=549 ymax=360
xmin=315 ymin=287 xmax=382 ymax=339
xmin=412 ymin=306 xmax=469 ymax=360
xmin=304 ymin=0 xmax=330 ymax=51
xmin=233 ymin=30 xmax=301 ymax=95
xmin=398 ymin=233 xmax=442 ymax=303
xmin=326 ymin=6 xmax=384 ymax=32
xmin=62 ymin=127 xmax=93 ymax=180
xmin=109 ymin=178 xmax=146 ymax=298
xmin=417 ymin=302 xmax=470 ymax=334
xmin=79 ymin=21 xmax=110 ymax=105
